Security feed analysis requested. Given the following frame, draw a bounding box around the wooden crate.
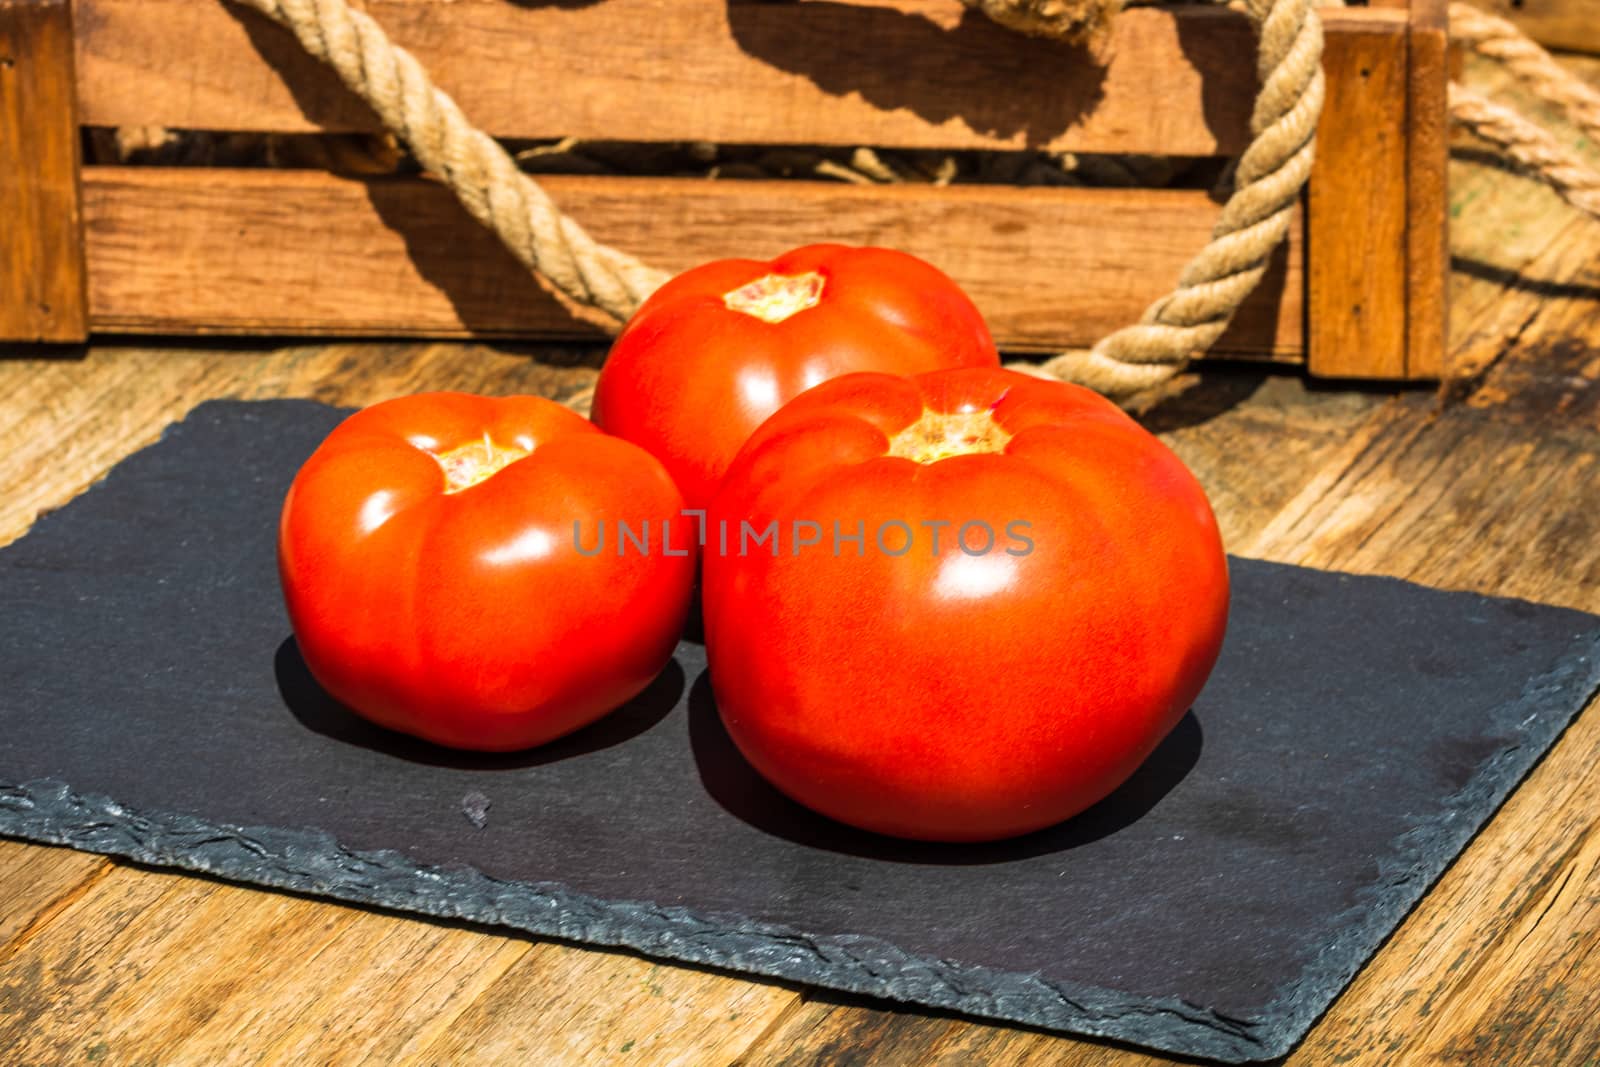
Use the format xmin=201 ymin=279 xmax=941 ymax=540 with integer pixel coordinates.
xmin=1 ymin=0 xmax=1449 ymax=379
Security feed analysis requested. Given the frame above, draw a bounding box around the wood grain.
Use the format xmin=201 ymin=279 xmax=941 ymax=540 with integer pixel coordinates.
xmin=80 ymin=166 xmax=1306 ymax=359
xmin=406 ymin=946 xmax=794 ymax=1064
xmin=0 ymin=0 xmax=86 ymax=342
xmin=69 ymin=1 xmax=1440 ymax=376
xmin=0 ymin=341 xmax=602 ymax=551
xmin=0 ymin=842 xmax=109 ymax=961
xmin=1307 ymin=10 xmax=1411 ymax=379
xmin=1405 ymin=0 xmax=1451 ymax=379
xmin=1477 ymin=0 xmax=1600 ymax=56
xmin=0 ymin=855 xmax=795 ymax=1065
xmin=75 ymin=0 xmax=1262 ymax=157
xmin=1464 ymin=268 xmax=1600 ymax=430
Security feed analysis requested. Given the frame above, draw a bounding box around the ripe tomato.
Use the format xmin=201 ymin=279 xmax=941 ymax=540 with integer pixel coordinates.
xmin=591 ymin=244 xmax=1000 ymax=511
xmin=701 ymin=368 xmax=1229 ymax=841
xmin=279 ymin=392 xmax=694 ymax=751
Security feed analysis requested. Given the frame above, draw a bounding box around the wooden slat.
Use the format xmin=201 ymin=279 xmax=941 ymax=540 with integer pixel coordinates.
xmin=1307 ymin=10 xmax=1410 ymax=379
xmin=75 ymin=0 xmax=1259 ymax=156
xmin=1405 ymin=0 xmax=1450 ymax=379
xmin=402 ymin=947 xmax=794 ymax=1063
xmin=0 ymin=0 xmax=86 ymax=342
xmin=73 ymin=2 xmax=1409 ymax=158
xmin=80 ymin=166 xmax=1306 ymax=359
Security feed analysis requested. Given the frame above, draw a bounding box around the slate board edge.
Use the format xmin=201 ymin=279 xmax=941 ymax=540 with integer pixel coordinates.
xmin=1 ymin=778 xmax=1276 ymax=1064
xmin=1260 ymin=627 xmax=1600 ymax=1051
xmin=6 ymin=613 xmax=1599 ymax=1067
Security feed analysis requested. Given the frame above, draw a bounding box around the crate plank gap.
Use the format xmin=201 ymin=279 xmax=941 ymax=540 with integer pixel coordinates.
xmin=1 ymin=0 xmax=1449 ymax=380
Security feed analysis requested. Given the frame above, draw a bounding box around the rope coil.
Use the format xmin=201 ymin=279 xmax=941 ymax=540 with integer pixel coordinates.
xmin=232 ymin=0 xmax=1600 ymax=397
xmin=1023 ymin=0 xmax=1325 ymax=395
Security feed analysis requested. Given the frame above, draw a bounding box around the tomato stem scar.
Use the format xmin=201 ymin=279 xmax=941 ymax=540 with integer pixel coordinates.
xmin=430 ymin=432 xmax=531 ymax=492
xmin=723 ymin=272 xmax=826 ymax=323
xmin=887 ymin=408 xmax=1012 ymax=464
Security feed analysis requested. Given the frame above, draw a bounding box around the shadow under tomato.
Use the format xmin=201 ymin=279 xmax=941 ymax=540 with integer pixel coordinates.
xmin=275 ymin=637 xmax=684 ymax=770
xmin=687 ymin=669 xmax=1203 ymax=865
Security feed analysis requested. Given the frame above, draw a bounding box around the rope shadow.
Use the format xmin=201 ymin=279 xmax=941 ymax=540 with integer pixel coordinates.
xmin=224 ymin=3 xmax=618 ymax=338
xmin=1451 ymin=255 xmax=1600 ymax=301
xmin=224 ymin=1 xmax=374 ymax=130
xmin=724 ymin=0 xmax=1109 ymax=149
xmin=360 ymin=177 xmax=608 ymax=340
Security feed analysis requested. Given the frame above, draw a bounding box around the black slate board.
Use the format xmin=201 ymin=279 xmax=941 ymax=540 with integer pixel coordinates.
xmin=1 ymin=399 xmax=1597 ymax=1063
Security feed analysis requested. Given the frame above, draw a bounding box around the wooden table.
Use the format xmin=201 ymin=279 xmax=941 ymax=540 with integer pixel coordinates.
xmin=4 ymin=74 xmax=1600 ymax=1067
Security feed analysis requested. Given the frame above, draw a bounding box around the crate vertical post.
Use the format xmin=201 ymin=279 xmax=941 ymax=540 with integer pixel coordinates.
xmin=0 ymin=0 xmax=87 ymax=344
xmin=1307 ymin=8 xmax=1411 ymax=378
xmin=1307 ymin=1 xmax=1451 ymax=379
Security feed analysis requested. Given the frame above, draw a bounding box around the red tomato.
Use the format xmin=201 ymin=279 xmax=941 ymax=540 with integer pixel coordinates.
xmin=278 ymin=392 xmax=694 ymax=751
xmin=591 ymin=244 xmax=1000 ymax=511
xmin=701 ymin=368 xmax=1229 ymax=842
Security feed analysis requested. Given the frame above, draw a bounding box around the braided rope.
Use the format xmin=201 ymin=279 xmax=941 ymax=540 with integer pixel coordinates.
xmin=1449 ymin=83 xmax=1600 ymax=218
xmin=1448 ymin=3 xmax=1600 ymax=144
xmin=1016 ymin=0 xmax=1325 ymax=395
xmin=233 ymin=0 xmax=670 ymax=327
xmin=1445 ymin=3 xmax=1600 ymax=224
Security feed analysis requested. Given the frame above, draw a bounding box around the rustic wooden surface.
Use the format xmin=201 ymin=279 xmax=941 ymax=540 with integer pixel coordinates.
xmin=80 ymin=168 xmax=1304 ymax=359
xmin=0 ymin=0 xmax=86 ymax=343
xmin=3 ymin=58 xmax=1600 ymax=1067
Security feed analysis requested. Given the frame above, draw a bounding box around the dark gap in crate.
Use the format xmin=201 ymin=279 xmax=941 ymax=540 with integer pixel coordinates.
xmin=82 ymin=128 xmax=1230 ymax=191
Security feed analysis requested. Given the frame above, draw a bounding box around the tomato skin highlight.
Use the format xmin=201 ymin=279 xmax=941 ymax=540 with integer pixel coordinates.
xmin=700 ymin=368 xmax=1230 ymax=842
xmin=278 ymin=392 xmax=694 ymax=751
xmin=591 ymin=244 xmax=1000 ymax=511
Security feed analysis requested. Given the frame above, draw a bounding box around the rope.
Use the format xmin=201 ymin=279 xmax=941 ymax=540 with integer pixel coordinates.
xmin=1446 ymin=4 xmax=1600 ymax=224
xmin=961 ymin=0 xmax=1123 ymax=43
xmin=1449 ymin=84 xmax=1600 ymax=218
xmin=231 ymin=0 xmax=669 ymax=328
xmin=1006 ymin=0 xmax=1325 ymax=395
xmin=1448 ymin=3 xmax=1600 ymax=144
